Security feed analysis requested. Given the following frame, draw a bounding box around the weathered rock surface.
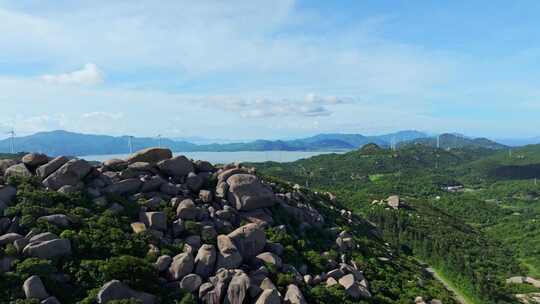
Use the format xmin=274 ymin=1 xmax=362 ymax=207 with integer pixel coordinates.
xmin=228 ymin=223 xmax=266 ymax=259
xmin=22 ymin=153 xmax=49 ymax=168
xmin=177 ymin=199 xmax=199 ymax=220
xmin=255 ymin=289 xmax=281 ymax=304
xmin=43 ymin=159 xmax=92 ymax=190
xmin=38 ymin=214 xmax=72 ymax=227
xmin=180 ymin=273 xmax=203 ymax=292
xmin=143 ymin=211 xmax=167 ymax=231
xmin=0 ymin=232 xmax=23 ymax=245
xmin=227 ymin=174 xmax=277 ymax=211
xmin=4 ymin=163 xmax=32 ymax=179
xmin=227 ymin=271 xmax=250 ymax=304
xmin=36 ymin=156 xmax=69 ymax=179
xmin=104 ymin=178 xmax=142 ymax=195
xmin=29 ymin=232 xmax=59 ymax=243
xmin=216 ymin=235 xmax=243 ymax=270
xmin=284 ymin=284 xmax=306 ymax=304
xmin=23 ymin=275 xmax=49 ymax=300
xmin=157 ymin=155 xmax=194 ymax=177
xmin=0 ymin=185 xmax=17 ymax=203
xmin=23 ymin=238 xmax=71 ymax=259
xmin=169 ymin=252 xmax=194 ymax=281
xmin=126 ymin=147 xmax=172 ymax=164
xmin=194 ymin=244 xmax=217 ymax=279
xmin=97 ymin=280 xmax=156 ymax=304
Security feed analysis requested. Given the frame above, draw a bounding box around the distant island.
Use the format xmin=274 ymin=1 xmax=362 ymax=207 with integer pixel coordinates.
xmin=0 ymin=129 xmax=509 ymax=156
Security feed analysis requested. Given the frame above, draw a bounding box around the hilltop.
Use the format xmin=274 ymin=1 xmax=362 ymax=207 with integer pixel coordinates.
xmin=400 ymin=133 xmax=507 ymax=150
xmin=0 ymin=149 xmax=455 ymax=303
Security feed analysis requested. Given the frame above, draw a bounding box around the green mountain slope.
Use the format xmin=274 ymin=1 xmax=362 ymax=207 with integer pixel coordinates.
xmin=252 ymin=145 xmax=534 ymax=303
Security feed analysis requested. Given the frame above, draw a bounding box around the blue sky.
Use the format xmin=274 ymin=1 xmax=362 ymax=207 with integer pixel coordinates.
xmin=0 ymin=0 xmax=539 ymax=140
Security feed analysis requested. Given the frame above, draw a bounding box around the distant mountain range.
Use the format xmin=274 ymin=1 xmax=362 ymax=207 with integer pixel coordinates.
xmin=0 ymin=130 xmax=429 ymax=156
xmin=0 ymin=130 xmax=516 ymax=157
xmin=495 ymin=136 xmax=540 ymax=147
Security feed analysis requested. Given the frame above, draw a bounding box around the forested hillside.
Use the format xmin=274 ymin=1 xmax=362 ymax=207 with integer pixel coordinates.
xmin=253 ymin=144 xmax=540 ymax=303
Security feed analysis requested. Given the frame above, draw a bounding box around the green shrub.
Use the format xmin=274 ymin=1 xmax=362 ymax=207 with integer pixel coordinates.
xmin=13 ymin=299 xmax=40 ymax=304
xmin=184 ymin=221 xmax=201 ymax=235
xmin=177 ymin=293 xmax=197 ymax=304
xmin=108 ymin=300 xmax=143 ymax=304
xmin=15 ymin=258 xmax=57 ymax=280
xmin=275 ymin=272 xmax=295 ymax=287
xmin=100 ymin=255 xmax=159 ymax=293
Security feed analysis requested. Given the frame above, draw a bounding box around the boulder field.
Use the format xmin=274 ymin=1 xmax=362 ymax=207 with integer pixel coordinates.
xmin=0 ymin=148 xmax=384 ymax=303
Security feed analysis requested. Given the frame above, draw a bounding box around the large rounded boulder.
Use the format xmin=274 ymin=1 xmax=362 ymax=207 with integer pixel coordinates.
xmin=226 ymin=174 xmax=277 ymax=211
xmin=126 ymin=147 xmax=172 ymax=164
xmin=42 ymin=159 xmax=92 ymax=190
xmin=227 ymin=223 xmax=266 ymax=260
xmin=157 ymin=155 xmax=194 ymax=177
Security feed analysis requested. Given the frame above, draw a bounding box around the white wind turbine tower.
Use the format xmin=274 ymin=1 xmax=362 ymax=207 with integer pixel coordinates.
xmin=128 ymin=136 xmax=134 ymax=154
xmin=157 ymin=134 xmax=162 ymax=148
xmin=435 ymin=134 xmax=441 ymax=170
xmin=7 ymin=128 xmax=15 ymax=154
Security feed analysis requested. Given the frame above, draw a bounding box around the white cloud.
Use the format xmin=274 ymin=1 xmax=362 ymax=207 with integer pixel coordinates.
xmin=0 ymin=1 xmax=450 ymax=97
xmin=203 ymin=94 xmax=349 ymax=118
xmin=41 ymin=63 xmax=104 ymax=85
xmin=81 ymin=112 xmax=124 ymax=120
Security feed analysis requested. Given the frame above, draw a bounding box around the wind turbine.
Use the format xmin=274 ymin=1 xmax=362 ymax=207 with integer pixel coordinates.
xmin=128 ymin=136 xmax=134 ymax=154
xmin=7 ymin=128 xmax=15 ymax=154
xmin=157 ymin=134 xmax=162 ymax=148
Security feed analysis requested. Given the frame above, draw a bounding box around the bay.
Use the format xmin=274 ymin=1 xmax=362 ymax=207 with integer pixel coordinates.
xmin=81 ymin=150 xmax=343 ymax=164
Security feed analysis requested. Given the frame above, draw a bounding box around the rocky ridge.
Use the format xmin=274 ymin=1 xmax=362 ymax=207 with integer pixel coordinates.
xmin=0 ymin=148 xmax=448 ymax=303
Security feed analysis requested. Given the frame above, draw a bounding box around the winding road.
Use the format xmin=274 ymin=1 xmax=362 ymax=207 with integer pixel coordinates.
xmin=425 ymin=267 xmax=469 ymax=304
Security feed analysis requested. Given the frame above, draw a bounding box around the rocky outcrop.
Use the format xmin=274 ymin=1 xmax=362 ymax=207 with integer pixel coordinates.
xmin=0 ymin=148 xmax=380 ymax=303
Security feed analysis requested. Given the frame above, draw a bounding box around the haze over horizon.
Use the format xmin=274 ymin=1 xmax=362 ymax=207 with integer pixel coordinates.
xmin=2 ymin=1 xmax=540 ymax=139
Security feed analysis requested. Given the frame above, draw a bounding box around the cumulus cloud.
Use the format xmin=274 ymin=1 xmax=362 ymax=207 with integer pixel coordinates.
xmin=204 ymin=94 xmax=350 ymax=118
xmin=41 ymin=63 xmax=104 ymax=85
xmin=81 ymin=112 xmax=124 ymax=120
